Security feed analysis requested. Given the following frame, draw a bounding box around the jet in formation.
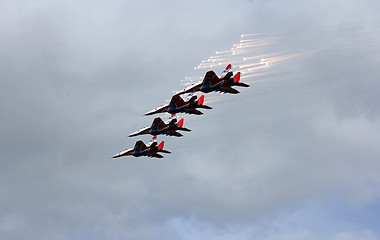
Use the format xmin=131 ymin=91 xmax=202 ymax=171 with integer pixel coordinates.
xmin=145 ymin=93 xmax=212 ymax=116
xmin=112 ymin=136 xmax=171 ymax=159
xmin=113 ymin=64 xmax=250 ymax=159
xmin=129 ymin=115 xmax=191 ymax=137
xmin=177 ymin=64 xmax=249 ymax=95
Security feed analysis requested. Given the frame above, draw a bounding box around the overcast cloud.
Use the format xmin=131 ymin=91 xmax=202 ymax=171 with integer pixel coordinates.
xmin=1 ymin=0 xmax=380 ymax=239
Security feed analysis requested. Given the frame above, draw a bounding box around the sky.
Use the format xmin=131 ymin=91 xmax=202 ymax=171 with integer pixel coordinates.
xmin=1 ymin=0 xmax=380 ymax=239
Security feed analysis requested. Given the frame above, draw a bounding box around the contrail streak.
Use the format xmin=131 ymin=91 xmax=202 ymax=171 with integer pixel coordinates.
xmin=241 ymin=72 xmax=270 ymax=79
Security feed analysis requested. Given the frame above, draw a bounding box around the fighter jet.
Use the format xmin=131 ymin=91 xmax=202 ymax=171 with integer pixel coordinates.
xmin=129 ymin=115 xmax=191 ymax=137
xmin=112 ymin=136 xmax=171 ymax=158
xmin=145 ymin=93 xmax=212 ymax=116
xmin=177 ymin=64 xmax=249 ymax=95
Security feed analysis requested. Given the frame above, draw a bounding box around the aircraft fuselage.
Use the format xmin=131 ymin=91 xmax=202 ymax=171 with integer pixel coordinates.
xmin=132 ymin=145 xmax=149 ymax=157
xmin=200 ymin=80 xmax=224 ymax=93
xmin=150 ymin=125 xmax=169 ymax=135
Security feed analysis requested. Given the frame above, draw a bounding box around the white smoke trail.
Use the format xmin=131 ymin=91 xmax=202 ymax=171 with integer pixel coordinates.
xmin=176 ymin=31 xmax=330 ymax=105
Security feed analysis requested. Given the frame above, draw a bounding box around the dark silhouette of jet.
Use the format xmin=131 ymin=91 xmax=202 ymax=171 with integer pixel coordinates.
xmin=177 ymin=64 xmax=249 ymax=95
xmin=129 ymin=116 xmax=191 ymax=137
xmin=145 ymin=93 xmax=212 ymax=116
xmin=112 ymin=136 xmax=170 ymax=158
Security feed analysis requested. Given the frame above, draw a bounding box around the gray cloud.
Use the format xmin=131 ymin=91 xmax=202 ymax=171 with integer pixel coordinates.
xmin=1 ymin=0 xmax=380 ymax=239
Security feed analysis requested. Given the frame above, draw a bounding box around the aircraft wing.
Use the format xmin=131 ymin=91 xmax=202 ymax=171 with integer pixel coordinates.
xmin=129 ymin=126 xmax=151 ymax=137
xmin=145 ymin=104 xmax=169 ymax=116
xmin=176 ymin=83 xmax=202 ymax=95
xmin=112 ymin=148 xmax=133 ymax=158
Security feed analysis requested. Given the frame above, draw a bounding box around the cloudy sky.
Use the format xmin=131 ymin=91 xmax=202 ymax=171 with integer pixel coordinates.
xmin=1 ymin=0 xmax=380 ymax=239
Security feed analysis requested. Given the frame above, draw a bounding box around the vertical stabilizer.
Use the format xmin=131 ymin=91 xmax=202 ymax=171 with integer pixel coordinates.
xmin=158 ymin=141 xmax=164 ymax=150
xmin=177 ymin=118 xmax=184 ymax=128
xmin=221 ymin=64 xmax=232 ymax=77
xmin=233 ymin=72 xmax=241 ymax=83
xmin=167 ymin=114 xmax=177 ymax=122
xmin=197 ymin=95 xmax=205 ymax=105
xmin=149 ymin=136 xmax=157 ymax=145
xmin=185 ymin=92 xmax=196 ymax=101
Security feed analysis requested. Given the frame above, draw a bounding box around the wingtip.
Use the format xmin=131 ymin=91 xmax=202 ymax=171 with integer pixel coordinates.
xmin=128 ymin=132 xmax=138 ymax=137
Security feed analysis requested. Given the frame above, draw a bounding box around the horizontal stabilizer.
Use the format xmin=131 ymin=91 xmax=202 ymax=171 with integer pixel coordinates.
xmin=180 ymin=127 xmax=191 ymax=132
xmin=166 ymin=131 xmax=183 ymax=137
xmin=150 ymin=153 xmax=164 ymax=158
xmin=236 ymin=82 xmax=250 ymax=87
xmin=199 ymin=104 xmax=212 ymax=110
xmin=160 ymin=149 xmax=171 ymax=154
xmin=193 ymin=110 xmax=203 ymax=115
